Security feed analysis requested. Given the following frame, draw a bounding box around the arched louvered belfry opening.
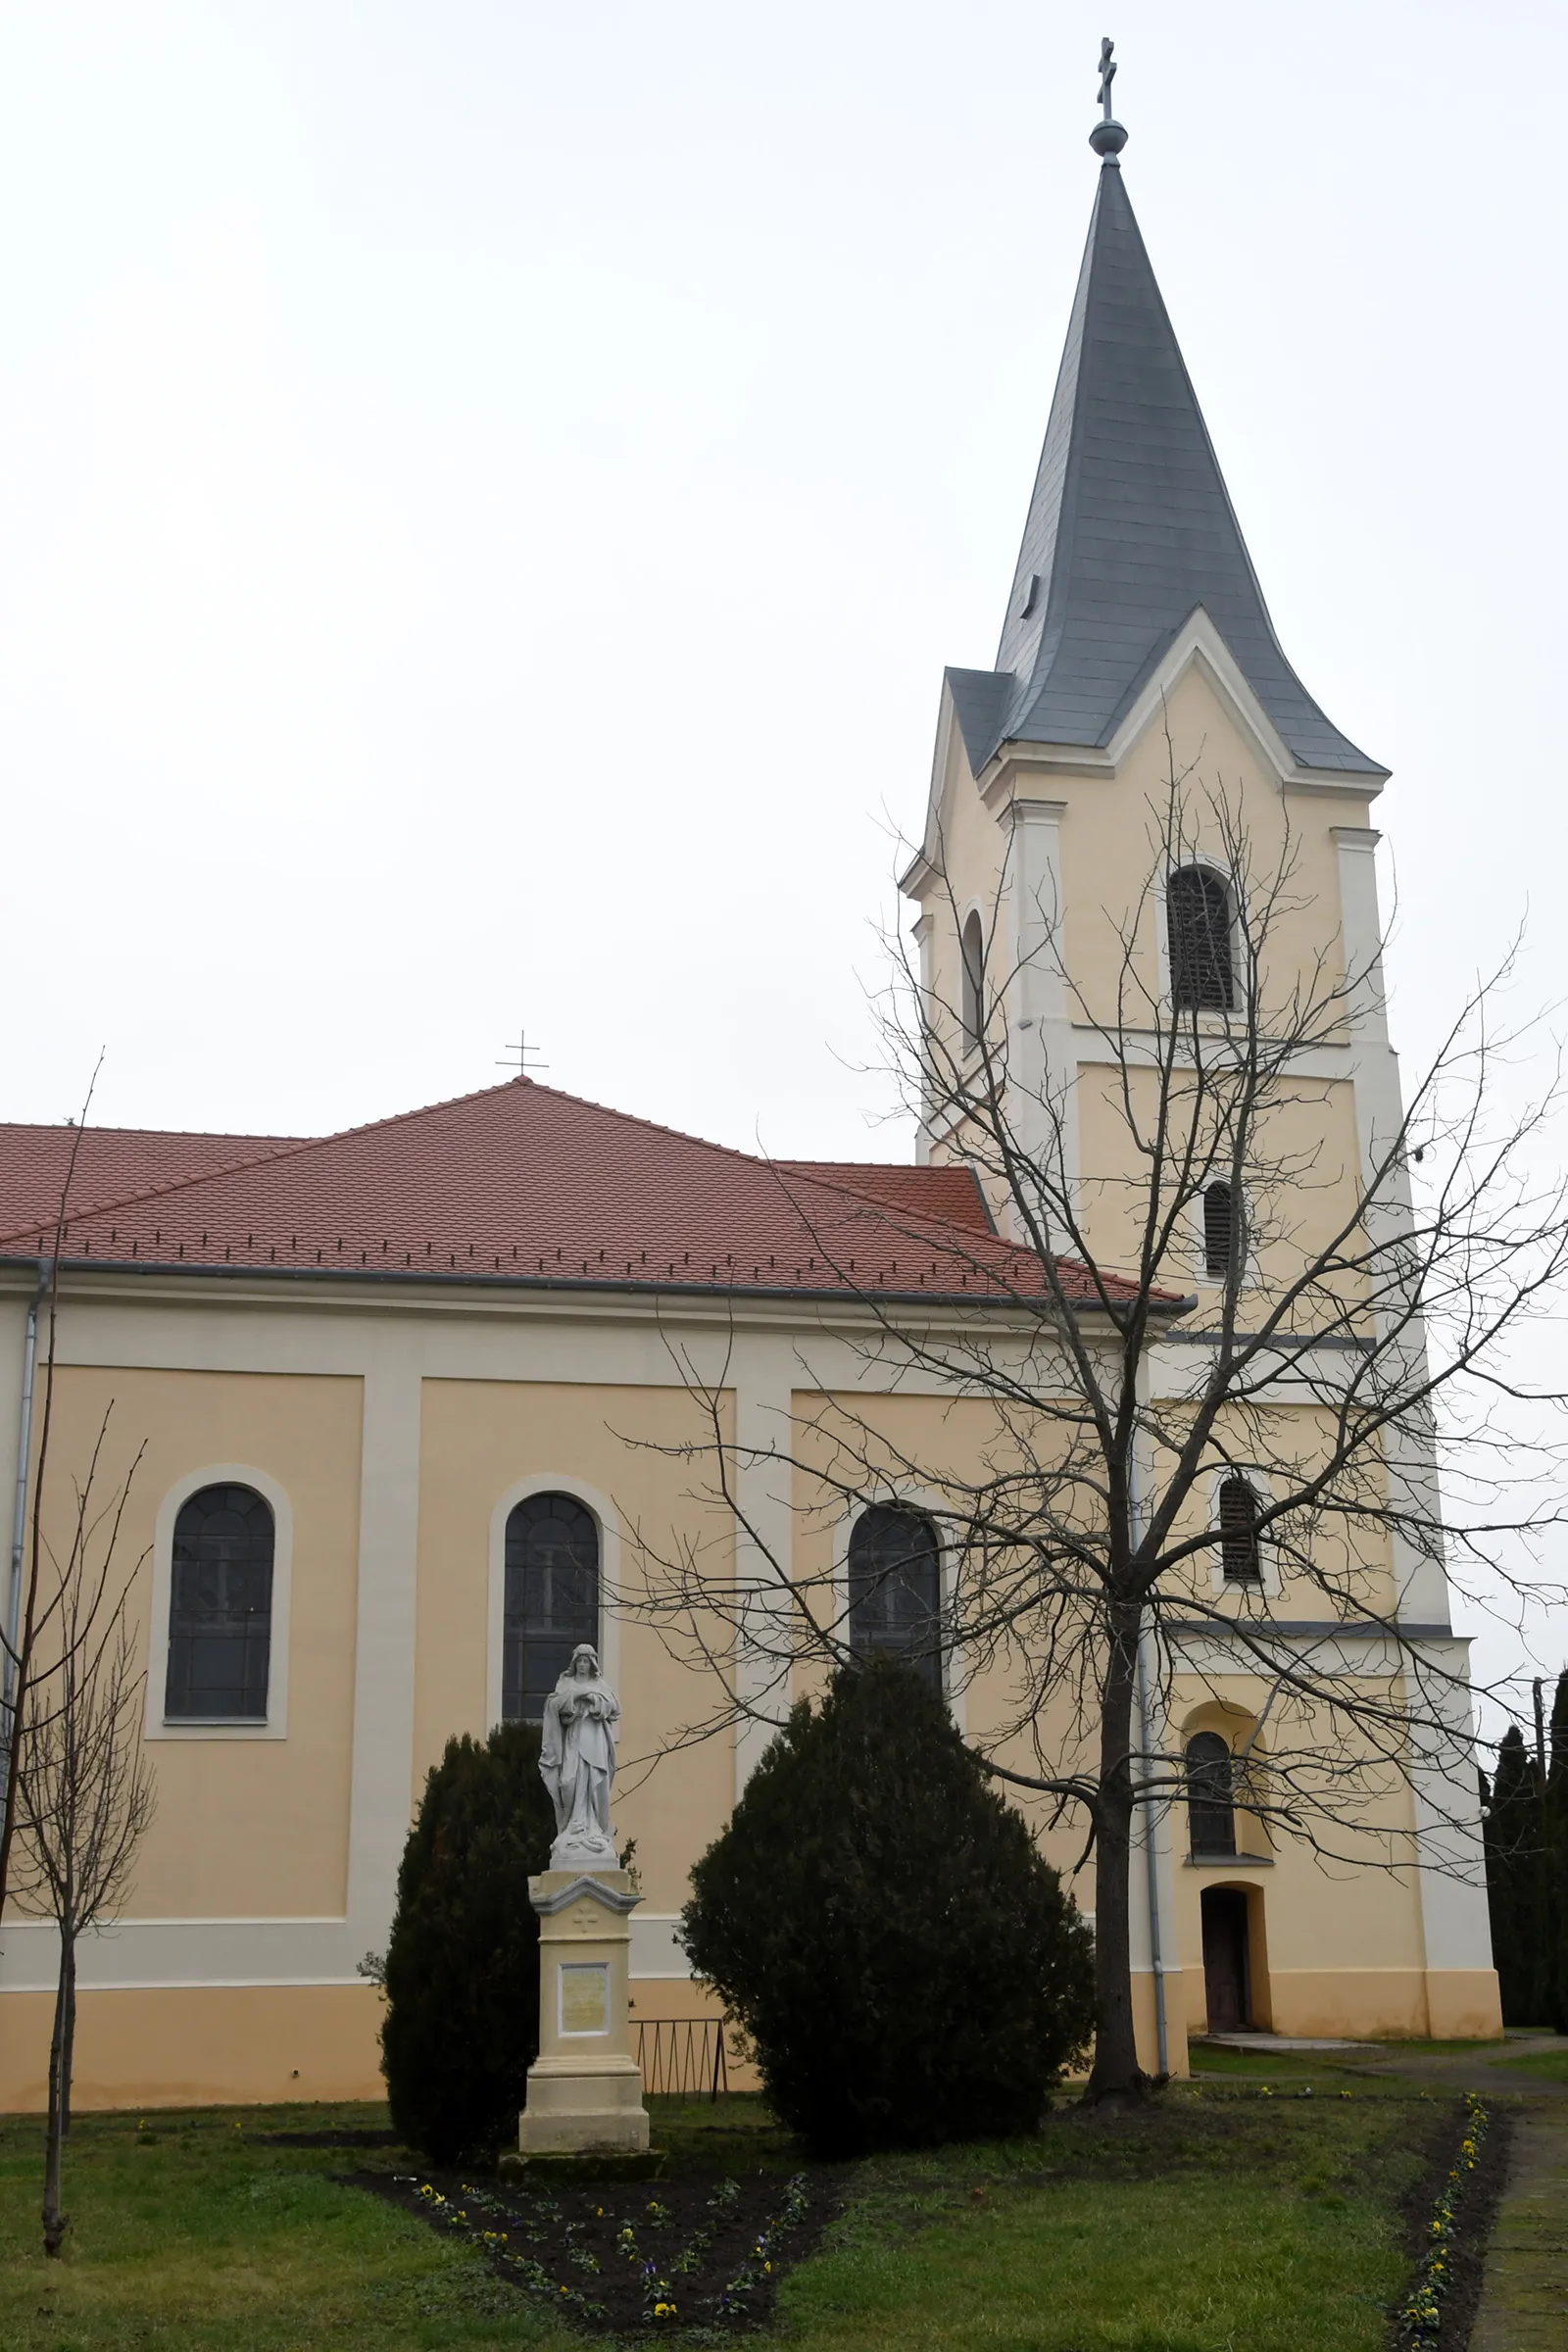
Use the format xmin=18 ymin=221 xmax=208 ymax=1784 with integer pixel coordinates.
xmin=1185 ymin=1731 xmax=1237 ymax=1856
xmin=503 ymin=1492 xmax=600 ymax=1723
xmin=1217 ymin=1474 xmax=1262 ymax=1585
xmin=166 ymin=1483 xmax=275 ymax=1721
xmin=847 ymin=1504 xmax=942 ymax=1693
xmin=1203 ymin=1180 xmax=1238 ymax=1279
xmin=1167 ymin=865 xmax=1234 ymax=1010
xmin=959 ymin=910 xmax=985 ymax=1054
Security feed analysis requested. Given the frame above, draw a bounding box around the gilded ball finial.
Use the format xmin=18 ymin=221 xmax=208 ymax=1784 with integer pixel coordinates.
xmin=1090 ymin=34 xmax=1127 ymax=159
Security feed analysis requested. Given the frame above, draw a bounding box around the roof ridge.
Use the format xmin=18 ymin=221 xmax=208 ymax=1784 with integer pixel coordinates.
xmin=0 ymin=1119 xmax=305 ymax=1145
xmin=0 ymin=1080 xmax=544 ymax=1248
xmin=0 ymin=1077 xmax=949 ymax=1253
xmin=0 ymin=1129 xmax=332 ymax=1250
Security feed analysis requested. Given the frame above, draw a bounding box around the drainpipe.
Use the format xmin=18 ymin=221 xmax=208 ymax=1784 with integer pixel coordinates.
xmin=1128 ymin=1353 xmax=1171 ymax=2079
xmin=2 ymin=1260 xmax=51 ymax=1731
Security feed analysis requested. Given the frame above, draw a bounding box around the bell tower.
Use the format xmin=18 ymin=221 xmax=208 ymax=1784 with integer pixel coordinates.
xmin=901 ymin=55 xmax=1388 ymax=1221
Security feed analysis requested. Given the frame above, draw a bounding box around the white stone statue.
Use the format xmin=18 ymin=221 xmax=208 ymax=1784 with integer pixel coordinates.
xmin=539 ymin=1643 xmax=620 ymax=1869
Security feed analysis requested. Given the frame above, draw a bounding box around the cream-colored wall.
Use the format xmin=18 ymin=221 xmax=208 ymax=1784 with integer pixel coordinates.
xmin=1073 ymin=1061 xmax=1368 ymax=1311
xmin=414 ymin=1379 xmax=736 ymax=1921
xmin=925 ymin=663 xmax=1375 ymax=1058
xmin=2 ymin=1984 xmax=382 ymax=2112
xmin=1054 ymin=665 xmax=1367 ymax=1035
xmin=2 ymin=1364 xmax=362 ymax=1924
xmin=921 ymin=660 xmax=1378 ymax=1280
xmin=0 ymin=1264 xmax=1494 ymax=2111
xmin=787 ymin=1384 xmax=1456 ymax=2048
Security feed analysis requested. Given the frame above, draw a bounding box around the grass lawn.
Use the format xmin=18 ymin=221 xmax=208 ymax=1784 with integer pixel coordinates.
xmin=1493 ymin=2048 xmax=1568 ymax=2082
xmin=0 ymin=2087 xmax=1457 ymax=2352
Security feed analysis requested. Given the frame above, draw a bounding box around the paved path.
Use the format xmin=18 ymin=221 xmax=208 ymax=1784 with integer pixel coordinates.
xmin=1469 ymin=2106 xmax=1568 ymax=2352
xmin=1328 ymin=2033 xmax=1568 ymax=2348
xmin=1324 ymin=2034 xmax=1568 ymax=2349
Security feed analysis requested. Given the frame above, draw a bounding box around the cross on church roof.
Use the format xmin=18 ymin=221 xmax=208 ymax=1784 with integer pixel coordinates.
xmin=497 ymin=1029 xmax=548 ymax=1078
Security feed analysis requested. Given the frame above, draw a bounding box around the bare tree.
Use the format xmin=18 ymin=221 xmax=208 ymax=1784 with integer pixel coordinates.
xmin=624 ymin=751 xmax=1568 ymax=2103
xmin=1 ymin=1062 xmax=101 ymax=1918
xmin=10 ymin=1410 xmax=155 ymax=2254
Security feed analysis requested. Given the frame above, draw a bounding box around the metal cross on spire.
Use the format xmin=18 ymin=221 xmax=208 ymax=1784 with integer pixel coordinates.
xmin=1090 ymin=34 xmax=1128 ymax=159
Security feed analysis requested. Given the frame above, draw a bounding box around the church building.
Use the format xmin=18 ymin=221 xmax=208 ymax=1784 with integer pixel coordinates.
xmin=0 ymin=92 xmax=1499 ymax=2111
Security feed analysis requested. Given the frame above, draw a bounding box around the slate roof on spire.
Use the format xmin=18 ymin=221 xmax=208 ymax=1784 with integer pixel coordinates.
xmin=947 ymin=160 xmax=1385 ymax=779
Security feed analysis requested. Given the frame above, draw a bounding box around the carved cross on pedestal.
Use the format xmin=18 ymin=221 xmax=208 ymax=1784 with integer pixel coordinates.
xmin=1098 ymin=36 xmax=1117 ymax=120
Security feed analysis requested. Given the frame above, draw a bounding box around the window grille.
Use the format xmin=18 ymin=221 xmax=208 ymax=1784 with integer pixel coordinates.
xmin=165 ymin=1483 xmax=275 ymax=1721
xmin=1203 ymin=1181 xmax=1238 ymax=1279
xmin=1218 ymin=1475 xmax=1262 ymax=1585
xmin=959 ymin=911 xmax=985 ymax=1054
xmin=504 ymin=1492 xmax=600 ymax=1723
xmin=1186 ymin=1731 xmax=1237 ymax=1855
xmin=847 ymin=1505 xmax=942 ymax=1692
xmin=1167 ymin=866 xmax=1234 ymax=1010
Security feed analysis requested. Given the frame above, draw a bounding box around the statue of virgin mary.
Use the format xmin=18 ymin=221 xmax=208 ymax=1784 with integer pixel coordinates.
xmin=538 ymin=1643 xmax=620 ymax=1868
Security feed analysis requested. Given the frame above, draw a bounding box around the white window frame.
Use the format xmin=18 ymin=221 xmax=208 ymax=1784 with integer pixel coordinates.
xmin=833 ymin=1492 xmax=965 ymax=1733
xmin=1204 ymin=1465 xmax=1280 ymax=1600
xmin=487 ymin=1474 xmax=621 ymax=1733
xmin=144 ymin=1463 xmax=293 ymax=1741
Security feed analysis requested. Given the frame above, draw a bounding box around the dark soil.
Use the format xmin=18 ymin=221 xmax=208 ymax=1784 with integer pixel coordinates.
xmin=349 ymin=2162 xmax=840 ymax=2334
xmin=1387 ymin=2097 xmax=1512 ymax=2350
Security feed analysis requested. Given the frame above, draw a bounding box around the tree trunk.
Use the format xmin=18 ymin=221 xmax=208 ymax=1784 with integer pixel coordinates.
xmin=60 ymin=1933 xmax=76 ymax=2139
xmin=42 ymin=1929 xmax=74 ymax=2255
xmin=1086 ymin=1615 xmax=1146 ymax=2102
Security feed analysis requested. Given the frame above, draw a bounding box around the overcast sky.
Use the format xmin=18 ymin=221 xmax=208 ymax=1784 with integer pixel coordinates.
xmin=1 ymin=5 xmax=1564 ymax=1693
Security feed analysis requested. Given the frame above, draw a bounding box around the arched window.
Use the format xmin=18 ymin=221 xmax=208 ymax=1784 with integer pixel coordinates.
xmin=1167 ymin=866 xmax=1234 ymax=1010
xmin=166 ymin=1484 xmax=275 ymax=1721
xmin=1218 ymin=1475 xmax=1262 ymax=1585
xmin=1202 ymin=1180 xmax=1239 ymax=1279
xmin=848 ymin=1504 xmax=942 ymax=1692
xmin=504 ymin=1493 xmax=600 ymax=1723
xmin=1186 ymin=1732 xmax=1237 ymax=1855
xmin=960 ymin=910 xmax=985 ymax=1054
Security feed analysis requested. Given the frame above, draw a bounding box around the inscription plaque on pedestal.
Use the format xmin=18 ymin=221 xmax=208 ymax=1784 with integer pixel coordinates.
xmin=560 ymin=1961 xmax=610 ymax=2036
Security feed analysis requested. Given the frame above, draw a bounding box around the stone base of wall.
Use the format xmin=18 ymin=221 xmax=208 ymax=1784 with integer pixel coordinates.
xmin=0 ymin=1983 xmax=385 ymax=2113
xmin=1256 ymin=1968 xmax=1502 ymax=2043
xmin=0 ymin=1977 xmax=745 ymax=2114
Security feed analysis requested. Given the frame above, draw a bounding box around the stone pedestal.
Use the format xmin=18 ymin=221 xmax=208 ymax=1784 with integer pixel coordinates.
xmin=518 ymin=1869 xmax=650 ymax=2156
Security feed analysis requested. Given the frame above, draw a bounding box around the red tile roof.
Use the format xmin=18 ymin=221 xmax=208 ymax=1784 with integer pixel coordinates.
xmin=775 ymin=1161 xmax=995 ymax=1236
xmin=0 ymin=1122 xmax=305 ymax=1241
xmin=0 ymin=1082 xmax=1167 ymax=1311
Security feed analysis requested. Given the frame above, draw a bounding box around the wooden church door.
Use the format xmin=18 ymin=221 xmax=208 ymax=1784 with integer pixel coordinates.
xmin=1200 ymin=1887 xmax=1251 ymax=2031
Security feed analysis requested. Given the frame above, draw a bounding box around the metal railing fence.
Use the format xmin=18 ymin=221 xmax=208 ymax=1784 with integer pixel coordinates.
xmin=633 ymin=2015 xmax=730 ymax=2101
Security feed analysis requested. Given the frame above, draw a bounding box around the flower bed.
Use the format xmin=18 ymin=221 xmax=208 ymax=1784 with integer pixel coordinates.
xmin=350 ymin=2163 xmax=828 ymax=2332
xmin=1396 ymin=2093 xmax=1489 ymax=2345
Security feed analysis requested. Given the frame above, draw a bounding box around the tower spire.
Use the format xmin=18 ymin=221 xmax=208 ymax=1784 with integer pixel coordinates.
xmin=937 ymin=69 xmax=1385 ymax=783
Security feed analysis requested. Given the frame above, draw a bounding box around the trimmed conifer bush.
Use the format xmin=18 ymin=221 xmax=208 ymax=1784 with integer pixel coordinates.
xmin=381 ymin=1720 xmax=556 ymax=2163
xmin=1484 ymin=1724 xmax=1546 ymax=2026
xmin=681 ymin=1656 xmax=1095 ymax=2154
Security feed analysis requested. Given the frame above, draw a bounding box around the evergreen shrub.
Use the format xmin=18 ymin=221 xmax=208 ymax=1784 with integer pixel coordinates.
xmin=381 ymin=1720 xmax=556 ymax=2162
xmin=681 ymin=1656 xmax=1095 ymax=2155
xmin=1483 ymin=1725 xmax=1545 ymax=2026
